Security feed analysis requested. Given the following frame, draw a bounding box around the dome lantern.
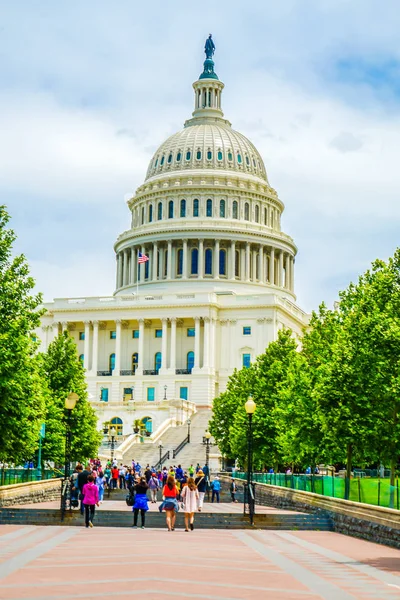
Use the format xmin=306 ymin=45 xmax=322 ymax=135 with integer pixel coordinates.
xmin=190 ymin=34 xmax=225 ymax=122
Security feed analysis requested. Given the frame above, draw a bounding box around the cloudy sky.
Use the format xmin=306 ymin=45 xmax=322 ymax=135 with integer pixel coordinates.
xmin=2 ymin=1 xmax=400 ymax=312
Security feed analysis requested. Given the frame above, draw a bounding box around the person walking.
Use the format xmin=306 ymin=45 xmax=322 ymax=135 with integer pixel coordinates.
xmin=95 ymin=472 xmax=105 ymax=503
xmin=188 ymin=464 xmax=195 ymax=477
xmin=195 ymin=469 xmax=207 ymax=511
xmin=230 ymin=479 xmax=238 ymax=502
xmin=148 ymin=472 xmax=160 ymax=503
xmin=82 ymin=474 xmax=100 ymax=528
xmin=211 ymin=476 xmax=221 ymax=503
xmin=104 ymin=465 xmax=111 ymax=489
xmin=119 ymin=465 xmax=127 ymax=489
xmin=111 ymin=465 xmax=119 ymax=489
xmin=181 ymin=477 xmax=199 ymax=532
xmin=77 ymin=464 xmax=90 ymax=515
xmin=159 ymin=475 xmax=179 ymax=531
xmin=132 ymin=476 xmax=149 ymax=528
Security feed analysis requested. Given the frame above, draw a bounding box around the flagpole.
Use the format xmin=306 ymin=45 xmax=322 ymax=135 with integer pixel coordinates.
xmin=137 ymin=249 xmax=139 ymax=298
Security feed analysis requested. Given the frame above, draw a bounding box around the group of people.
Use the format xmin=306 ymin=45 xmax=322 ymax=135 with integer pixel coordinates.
xmin=70 ymin=458 xmax=226 ymax=531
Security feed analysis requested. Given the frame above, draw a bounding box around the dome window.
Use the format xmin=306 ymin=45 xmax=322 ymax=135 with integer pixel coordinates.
xmin=219 ymin=249 xmax=227 ymax=276
xmin=160 ymin=156 xmax=165 ymax=166
xmin=207 ymin=150 xmax=212 ymax=160
xmin=237 ymin=154 xmax=242 ymax=164
xmin=149 ymin=204 xmax=153 ymax=223
xmin=232 ymin=200 xmax=238 ymax=219
xmin=206 ymin=199 xmax=213 ymax=217
xmin=228 ymin=151 xmax=233 ymax=162
xmin=217 ymin=150 xmax=223 ymax=161
xmin=158 ymin=202 xmax=163 ymax=220
xmin=180 ymin=199 xmax=186 ymax=218
xmin=244 ymin=202 xmax=250 ymax=221
xmin=245 ymin=156 xmax=250 ymax=166
xmin=177 ymin=249 xmax=183 ymax=276
xmin=220 ymin=199 xmax=226 ymax=218
xmin=205 ymin=249 xmax=213 ymax=275
xmin=186 ymin=150 xmax=191 ymax=161
xmin=191 ymin=249 xmax=198 ymax=275
xmin=176 ymin=152 xmax=182 ymax=162
xmin=155 ymin=158 xmax=158 ymax=168
xmin=167 ymin=153 xmax=173 ymax=164
xmin=252 ymin=158 xmax=256 ymax=167
xmin=193 ymin=199 xmax=199 ymax=217
xmin=196 ymin=150 xmax=202 ymax=160
xmin=255 ymin=205 xmax=260 ymax=223
xmin=168 ymin=200 xmax=174 ymax=219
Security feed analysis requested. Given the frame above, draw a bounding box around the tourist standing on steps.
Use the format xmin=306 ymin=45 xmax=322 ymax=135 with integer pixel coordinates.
xmin=111 ymin=465 xmax=119 ymax=489
xmin=77 ymin=464 xmax=90 ymax=515
xmin=230 ymin=479 xmax=238 ymax=502
xmin=119 ymin=464 xmax=126 ymax=489
xmin=148 ymin=472 xmax=160 ymax=503
xmin=132 ymin=476 xmax=149 ymax=528
xmin=181 ymin=477 xmax=199 ymax=532
xmin=211 ymin=476 xmax=221 ymax=503
xmin=188 ymin=464 xmax=195 ymax=477
xmin=82 ymin=474 xmax=100 ymax=528
xmin=159 ymin=475 xmax=179 ymax=531
xmin=95 ymin=471 xmax=105 ymax=503
xmin=195 ymin=470 xmax=207 ymax=511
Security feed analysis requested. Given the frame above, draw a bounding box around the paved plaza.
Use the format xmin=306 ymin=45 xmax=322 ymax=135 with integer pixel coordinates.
xmin=1 ymin=525 xmax=400 ymax=599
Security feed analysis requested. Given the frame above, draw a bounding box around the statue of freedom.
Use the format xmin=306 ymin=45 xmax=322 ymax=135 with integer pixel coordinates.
xmin=205 ymin=34 xmax=215 ymax=59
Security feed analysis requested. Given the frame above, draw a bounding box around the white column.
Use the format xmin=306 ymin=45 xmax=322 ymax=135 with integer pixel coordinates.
xmin=210 ymin=318 xmax=216 ymax=369
xmin=258 ymin=245 xmax=264 ymax=283
xmin=194 ymin=317 xmax=200 ymax=368
xmin=62 ymin=321 xmax=67 ymax=333
xmin=52 ymin=322 xmax=59 ymax=341
xmin=230 ymin=241 xmax=236 ymax=280
xmin=183 ymin=239 xmax=188 ymax=279
xmin=167 ymin=241 xmax=172 ymax=280
xmin=285 ymin=253 xmax=290 ymax=289
xmin=269 ymin=248 xmax=275 ymax=284
xmin=114 ymin=319 xmax=121 ymax=375
xmin=137 ymin=318 xmax=144 ymax=373
xmin=92 ymin=320 xmax=99 ymax=374
xmin=161 ymin=318 xmax=168 ymax=371
xmin=245 ymin=243 xmax=251 ymax=282
xmin=83 ymin=321 xmax=90 ymax=371
xmin=198 ymin=239 xmax=204 ymax=279
xmin=229 ymin=319 xmax=236 ymax=369
xmin=124 ymin=250 xmax=129 ymax=286
xmin=278 ymin=251 xmax=284 ymax=287
xmin=252 ymin=249 xmax=257 ymax=281
xmin=203 ymin=317 xmax=210 ymax=368
xmin=290 ymin=257 xmax=295 ymax=292
xmin=159 ymin=246 xmax=165 ymax=280
xmin=214 ymin=240 xmax=220 ymax=279
xmin=116 ymin=253 xmax=122 ymax=288
xmin=130 ymin=247 xmax=135 ymax=285
xmin=170 ymin=317 xmax=177 ymax=371
xmin=152 ymin=242 xmax=158 ymax=281
xmin=240 ymin=245 xmax=245 ymax=280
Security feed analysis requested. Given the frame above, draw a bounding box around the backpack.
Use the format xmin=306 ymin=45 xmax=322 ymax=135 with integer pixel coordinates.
xmin=126 ymin=492 xmax=134 ymax=507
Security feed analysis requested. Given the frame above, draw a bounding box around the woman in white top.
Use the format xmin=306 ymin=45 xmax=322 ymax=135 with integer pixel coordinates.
xmin=181 ymin=477 xmax=199 ymax=532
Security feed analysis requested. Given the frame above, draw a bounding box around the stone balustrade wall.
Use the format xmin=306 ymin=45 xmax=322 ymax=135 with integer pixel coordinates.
xmin=219 ymin=475 xmax=400 ymax=548
xmin=0 ymin=479 xmax=61 ymax=508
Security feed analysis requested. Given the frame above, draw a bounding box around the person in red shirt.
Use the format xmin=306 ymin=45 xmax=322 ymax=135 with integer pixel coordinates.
xmin=111 ymin=466 xmax=119 ymax=489
xmin=160 ymin=475 xmax=179 ymax=531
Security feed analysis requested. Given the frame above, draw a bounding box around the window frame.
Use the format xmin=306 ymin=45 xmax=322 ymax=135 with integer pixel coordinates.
xmin=147 ymin=387 xmax=155 ymax=402
xmin=243 ymin=326 xmax=252 ymax=336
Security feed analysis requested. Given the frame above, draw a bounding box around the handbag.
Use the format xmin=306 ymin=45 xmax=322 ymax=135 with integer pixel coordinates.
xmin=126 ymin=493 xmax=134 ymax=507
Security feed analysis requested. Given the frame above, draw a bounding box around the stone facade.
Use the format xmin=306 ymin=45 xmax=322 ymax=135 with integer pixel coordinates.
xmin=0 ymin=479 xmax=61 ymax=507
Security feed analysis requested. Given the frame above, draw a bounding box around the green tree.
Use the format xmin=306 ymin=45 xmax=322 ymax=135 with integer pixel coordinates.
xmin=0 ymin=206 xmax=46 ymax=463
xmin=42 ymin=332 xmax=102 ymax=463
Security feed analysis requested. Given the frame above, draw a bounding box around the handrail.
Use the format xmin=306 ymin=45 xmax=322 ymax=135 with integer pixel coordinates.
xmin=154 ymin=450 xmax=170 ymax=471
xmin=172 ymin=435 xmax=189 ymax=459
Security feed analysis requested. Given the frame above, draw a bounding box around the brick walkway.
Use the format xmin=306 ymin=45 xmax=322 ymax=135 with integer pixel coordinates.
xmin=1 ymin=525 xmax=400 ymax=599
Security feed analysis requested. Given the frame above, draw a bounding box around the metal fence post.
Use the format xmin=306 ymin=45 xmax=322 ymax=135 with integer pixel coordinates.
xmin=378 ymin=480 xmax=381 ymax=506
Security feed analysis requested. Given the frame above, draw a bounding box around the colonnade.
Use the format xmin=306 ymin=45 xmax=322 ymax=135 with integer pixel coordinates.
xmin=116 ymin=240 xmax=294 ymax=292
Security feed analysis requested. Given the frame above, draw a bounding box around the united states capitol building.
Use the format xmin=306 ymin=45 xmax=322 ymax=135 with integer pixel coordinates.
xmin=39 ymin=38 xmax=308 ymax=465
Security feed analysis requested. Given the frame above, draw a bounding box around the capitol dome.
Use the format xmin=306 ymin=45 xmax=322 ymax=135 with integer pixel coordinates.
xmin=114 ymin=41 xmax=297 ymax=300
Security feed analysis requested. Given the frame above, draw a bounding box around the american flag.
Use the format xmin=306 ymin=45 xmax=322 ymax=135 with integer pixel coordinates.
xmin=138 ymin=251 xmax=149 ymax=264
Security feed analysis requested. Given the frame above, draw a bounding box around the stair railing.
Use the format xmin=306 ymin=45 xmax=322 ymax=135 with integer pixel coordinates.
xmin=154 ymin=450 xmax=170 ymax=471
xmin=172 ymin=435 xmax=190 ymax=459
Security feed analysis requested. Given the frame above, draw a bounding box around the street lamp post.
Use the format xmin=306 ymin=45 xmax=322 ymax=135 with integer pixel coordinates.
xmin=204 ymin=431 xmax=212 ymax=500
xmin=158 ymin=440 xmax=163 ymax=464
xmin=109 ymin=427 xmax=116 ymax=462
xmin=244 ymin=395 xmax=256 ymax=525
xmin=164 ymin=385 xmax=167 ymax=400
xmin=187 ymin=418 xmax=191 ymax=443
xmin=61 ymin=392 xmax=78 ymax=521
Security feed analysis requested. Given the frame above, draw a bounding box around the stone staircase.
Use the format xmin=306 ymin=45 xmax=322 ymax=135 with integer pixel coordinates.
xmin=120 ymin=408 xmax=220 ymax=470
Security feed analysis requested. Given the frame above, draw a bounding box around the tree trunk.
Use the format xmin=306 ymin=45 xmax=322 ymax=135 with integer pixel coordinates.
xmin=345 ymin=443 xmax=352 ymax=500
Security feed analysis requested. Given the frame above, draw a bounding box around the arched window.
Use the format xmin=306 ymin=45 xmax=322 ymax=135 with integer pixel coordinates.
xmin=235 ymin=250 xmax=240 ymax=277
xmin=244 ymin=202 xmax=250 ymax=221
xmin=271 ymin=211 xmax=274 ymax=228
xmin=186 ymin=150 xmax=191 ymax=161
xmin=219 ymin=249 xmax=226 ymax=276
xmin=191 ymin=248 xmax=198 ymax=275
xmin=196 ymin=150 xmax=202 ymax=160
xmin=206 ymin=199 xmax=213 ymax=217
xmin=187 ymin=351 xmax=195 ymax=372
xmin=145 ymin=259 xmax=149 ymax=279
xmin=160 ymin=155 xmax=165 ymax=166
xmin=255 ymin=205 xmax=260 ymax=223
xmin=109 ymin=353 xmax=115 ymax=373
xmin=141 ymin=207 xmax=145 ymax=225
xmin=158 ymin=202 xmax=163 ymax=220
xmin=264 ymin=207 xmax=267 ymax=225
xmin=228 ymin=151 xmax=233 ymax=161
xmin=155 ymin=158 xmax=158 ymax=168
xmin=205 ymin=248 xmax=213 ymax=275
xmin=176 ymin=151 xmax=182 ymax=162
xmin=180 ymin=199 xmax=186 ymax=217
xmin=193 ymin=199 xmax=199 ymax=217
xmin=177 ymin=248 xmax=183 ymax=276
xmin=79 ymin=354 xmax=84 ymax=365
xmin=132 ymin=352 xmax=138 ymax=374
xmin=110 ymin=416 xmax=123 ymax=436
xmin=168 ymin=200 xmax=174 ymax=219
xmin=245 ymin=155 xmax=250 ymax=166
xmin=164 ymin=250 xmax=168 ymax=277
xmin=167 ymin=153 xmax=172 ymax=164
xmin=232 ymin=201 xmax=238 ymax=219
xmin=154 ymin=352 xmax=162 ymax=373
xmin=141 ymin=417 xmax=153 ymax=433
xmin=217 ymin=150 xmax=223 ymax=161
xmin=220 ymin=199 xmax=226 ymax=218
xmin=149 ymin=204 xmax=153 ymax=223
xmin=207 ymin=150 xmax=212 ymax=160
xmin=237 ymin=154 xmax=242 ymax=164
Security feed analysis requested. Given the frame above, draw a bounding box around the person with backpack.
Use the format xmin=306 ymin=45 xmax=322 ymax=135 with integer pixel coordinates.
xmin=211 ymin=476 xmax=221 ymax=503
xmin=148 ymin=472 xmax=160 ymax=503
xmin=181 ymin=477 xmax=199 ymax=532
xmin=194 ymin=469 xmax=207 ymax=511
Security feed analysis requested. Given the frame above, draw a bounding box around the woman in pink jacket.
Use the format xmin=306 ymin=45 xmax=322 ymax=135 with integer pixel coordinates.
xmin=82 ymin=474 xmax=100 ymax=528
